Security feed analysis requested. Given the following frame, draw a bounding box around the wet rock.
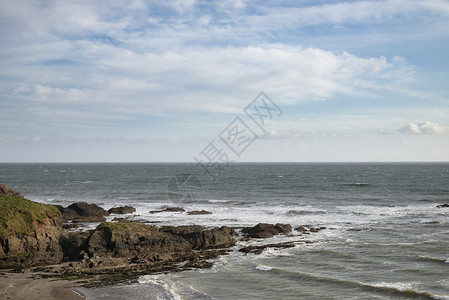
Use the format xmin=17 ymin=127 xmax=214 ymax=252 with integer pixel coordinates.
xmin=68 ymin=202 xmax=109 ymax=217
xmin=187 ymin=210 xmax=212 ymax=215
xmin=437 ymin=203 xmax=449 ymax=208
xmin=295 ymin=226 xmax=326 ymax=234
xmin=241 ymin=223 xmax=292 ymax=239
xmin=149 ymin=207 xmax=185 ymax=214
xmin=111 ymin=217 xmax=132 ymax=222
xmin=108 ymin=206 xmax=136 ymax=214
xmin=55 ymin=202 xmax=109 ymax=222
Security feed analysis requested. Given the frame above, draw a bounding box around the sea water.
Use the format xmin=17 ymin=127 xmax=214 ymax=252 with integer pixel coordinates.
xmin=1 ymin=162 xmax=449 ymax=299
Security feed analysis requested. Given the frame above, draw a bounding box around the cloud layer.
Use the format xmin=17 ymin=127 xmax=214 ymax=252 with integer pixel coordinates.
xmin=1 ymin=0 xmax=448 ymax=161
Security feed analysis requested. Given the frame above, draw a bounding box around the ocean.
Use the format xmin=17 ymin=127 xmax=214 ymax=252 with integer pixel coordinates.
xmin=1 ymin=162 xmax=449 ymax=299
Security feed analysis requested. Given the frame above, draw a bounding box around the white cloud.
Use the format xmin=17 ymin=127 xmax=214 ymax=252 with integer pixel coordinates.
xmin=6 ymin=45 xmax=415 ymax=116
xmin=399 ymin=122 xmax=449 ymax=135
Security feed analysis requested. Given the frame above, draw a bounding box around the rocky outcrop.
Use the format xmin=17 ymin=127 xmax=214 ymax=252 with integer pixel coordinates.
xmin=56 ymin=202 xmax=109 ymax=222
xmin=0 ymin=189 xmax=64 ymax=268
xmin=242 ymin=223 xmax=292 ymax=238
xmin=66 ymin=222 xmax=236 ymax=274
xmin=437 ymin=203 xmax=449 ymax=208
xmin=0 ymin=184 xmax=24 ymax=198
xmin=187 ymin=210 xmax=212 ymax=215
xmin=108 ymin=206 xmax=136 ymax=214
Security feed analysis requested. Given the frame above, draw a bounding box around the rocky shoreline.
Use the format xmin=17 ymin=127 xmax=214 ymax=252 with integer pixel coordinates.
xmin=0 ymin=184 xmax=325 ymax=294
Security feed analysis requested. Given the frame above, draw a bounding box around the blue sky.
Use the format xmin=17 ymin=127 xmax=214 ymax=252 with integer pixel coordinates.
xmin=0 ymin=0 xmax=448 ymax=162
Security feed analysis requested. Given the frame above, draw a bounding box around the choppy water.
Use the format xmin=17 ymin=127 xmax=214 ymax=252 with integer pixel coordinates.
xmin=1 ymin=163 xmax=449 ymax=299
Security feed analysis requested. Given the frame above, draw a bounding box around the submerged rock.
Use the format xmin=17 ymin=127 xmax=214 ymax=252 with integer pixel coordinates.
xmin=295 ymin=226 xmax=326 ymax=234
xmin=149 ymin=207 xmax=185 ymax=214
xmin=239 ymin=242 xmax=295 ymax=255
xmin=187 ymin=210 xmax=212 ymax=215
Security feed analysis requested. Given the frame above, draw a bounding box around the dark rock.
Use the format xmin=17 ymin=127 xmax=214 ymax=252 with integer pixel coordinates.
xmin=108 ymin=206 xmax=136 ymax=214
xmin=161 ymin=225 xmax=236 ymax=249
xmin=57 ymin=202 xmax=109 ymax=222
xmin=62 ymin=223 xmax=79 ymax=229
xmin=111 ymin=217 xmax=132 ymax=222
xmin=242 ymin=223 xmax=292 ymax=239
xmin=71 ymin=216 xmax=106 ymax=223
xmin=437 ymin=203 xmax=449 ymax=208
xmin=150 ymin=207 xmax=185 ymax=214
xmin=67 ymin=202 xmax=109 ymax=217
xmin=295 ymin=226 xmax=326 ymax=234
xmin=60 ymin=208 xmax=79 ymax=221
xmin=63 ymin=222 xmax=237 ymax=274
xmin=59 ymin=231 xmax=91 ymax=261
xmin=187 ymin=210 xmax=212 ymax=215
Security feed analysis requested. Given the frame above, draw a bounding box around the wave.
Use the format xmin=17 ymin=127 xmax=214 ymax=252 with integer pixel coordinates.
xmin=208 ymin=199 xmax=232 ymax=203
xmin=417 ymin=255 xmax=448 ymax=264
xmin=268 ymin=267 xmax=448 ymax=299
xmin=342 ymin=182 xmax=371 ymax=187
xmin=286 ymin=210 xmax=326 ymax=216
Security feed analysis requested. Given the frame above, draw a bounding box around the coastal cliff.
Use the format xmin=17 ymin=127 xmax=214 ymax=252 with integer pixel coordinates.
xmin=0 ymin=185 xmax=64 ymax=268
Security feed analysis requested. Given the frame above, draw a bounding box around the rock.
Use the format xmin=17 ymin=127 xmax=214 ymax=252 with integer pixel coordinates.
xmin=67 ymin=202 xmax=109 ymax=217
xmin=59 ymin=208 xmax=80 ymax=221
xmin=0 ymin=191 xmax=64 ymax=268
xmin=58 ymin=202 xmax=109 ymax=222
xmin=63 ymin=222 xmax=236 ymax=273
xmin=108 ymin=206 xmax=136 ymax=214
xmin=149 ymin=207 xmax=185 ymax=214
xmin=0 ymin=184 xmax=24 ymax=198
xmin=295 ymin=226 xmax=326 ymax=234
xmin=187 ymin=210 xmax=212 ymax=215
xmin=160 ymin=225 xmax=236 ymax=249
xmin=437 ymin=203 xmax=449 ymax=208
xmin=72 ymin=216 xmax=106 ymax=223
xmin=59 ymin=231 xmax=91 ymax=261
xmin=241 ymin=223 xmax=292 ymax=239
xmin=62 ymin=223 xmax=79 ymax=229
xmin=111 ymin=217 xmax=132 ymax=222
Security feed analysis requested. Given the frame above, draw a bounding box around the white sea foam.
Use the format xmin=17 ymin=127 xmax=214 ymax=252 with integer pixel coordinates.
xmin=370 ymin=281 xmax=415 ymax=292
xmin=255 ymin=265 xmax=272 ymax=271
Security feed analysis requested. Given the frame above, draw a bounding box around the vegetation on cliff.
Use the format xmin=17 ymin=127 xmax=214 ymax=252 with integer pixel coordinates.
xmin=0 ymin=194 xmax=61 ymax=238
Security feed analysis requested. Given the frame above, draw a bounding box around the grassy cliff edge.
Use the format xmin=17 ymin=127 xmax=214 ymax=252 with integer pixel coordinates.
xmin=0 ymin=194 xmax=61 ymax=239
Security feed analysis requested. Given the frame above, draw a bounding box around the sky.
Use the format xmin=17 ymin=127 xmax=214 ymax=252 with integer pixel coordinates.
xmin=0 ymin=0 xmax=448 ymax=162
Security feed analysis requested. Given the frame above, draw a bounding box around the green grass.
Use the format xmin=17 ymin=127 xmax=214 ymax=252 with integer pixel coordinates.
xmin=96 ymin=222 xmax=129 ymax=231
xmin=0 ymin=195 xmax=61 ymax=238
